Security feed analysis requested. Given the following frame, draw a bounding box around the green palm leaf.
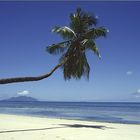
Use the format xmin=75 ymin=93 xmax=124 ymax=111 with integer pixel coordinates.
xmin=82 ymin=39 xmax=101 ymax=58
xmin=84 ymin=27 xmax=107 ymax=39
xmin=70 ymin=8 xmax=98 ymax=34
xmin=47 ymin=41 xmax=70 ymax=55
xmin=52 ymin=26 xmax=76 ymax=39
xmin=62 ymin=51 xmax=90 ymax=80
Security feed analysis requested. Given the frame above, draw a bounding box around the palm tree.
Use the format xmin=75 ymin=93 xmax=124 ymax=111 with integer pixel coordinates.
xmin=0 ymin=8 xmax=108 ymax=84
xmin=47 ymin=8 xmax=107 ymax=80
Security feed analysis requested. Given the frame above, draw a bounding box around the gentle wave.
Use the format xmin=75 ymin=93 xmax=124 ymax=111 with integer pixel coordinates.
xmin=0 ymin=101 xmax=140 ymax=124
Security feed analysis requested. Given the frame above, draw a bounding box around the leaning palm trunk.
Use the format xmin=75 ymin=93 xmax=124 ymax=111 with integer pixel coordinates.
xmin=0 ymin=8 xmax=107 ymax=85
xmin=0 ymin=62 xmax=63 ymax=84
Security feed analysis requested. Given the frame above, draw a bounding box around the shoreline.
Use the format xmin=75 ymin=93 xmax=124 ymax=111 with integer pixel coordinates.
xmin=0 ymin=112 xmax=140 ymax=125
xmin=0 ymin=114 xmax=140 ymax=140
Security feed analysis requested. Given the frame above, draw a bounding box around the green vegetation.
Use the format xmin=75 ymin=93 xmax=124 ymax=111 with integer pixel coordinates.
xmin=47 ymin=8 xmax=107 ymax=80
xmin=0 ymin=8 xmax=107 ymax=84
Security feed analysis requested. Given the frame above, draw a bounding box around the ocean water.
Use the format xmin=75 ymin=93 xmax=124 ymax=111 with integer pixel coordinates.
xmin=0 ymin=101 xmax=140 ymax=124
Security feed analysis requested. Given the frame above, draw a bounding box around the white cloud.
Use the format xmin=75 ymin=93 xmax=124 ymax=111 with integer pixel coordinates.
xmin=133 ymin=89 xmax=140 ymax=98
xmin=95 ymin=15 xmax=99 ymax=19
xmin=137 ymin=89 xmax=140 ymax=93
xmin=107 ymin=29 xmax=109 ymax=33
xmin=126 ymin=71 xmax=133 ymax=75
xmin=17 ymin=90 xmax=30 ymax=95
xmin=135 ymin=95 xmax=140 ymax=98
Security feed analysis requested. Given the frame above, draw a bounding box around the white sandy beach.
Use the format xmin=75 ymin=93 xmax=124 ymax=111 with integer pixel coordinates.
xmin=0 ymin=114 xmax=140 ymax=140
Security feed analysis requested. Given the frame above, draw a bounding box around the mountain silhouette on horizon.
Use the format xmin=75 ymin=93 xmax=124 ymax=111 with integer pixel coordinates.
xmin=1 ymin=96 xmax=38 ymax=102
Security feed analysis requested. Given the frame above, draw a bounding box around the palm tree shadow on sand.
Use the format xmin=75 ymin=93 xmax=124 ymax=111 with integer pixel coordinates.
xmin=59 ymin=124 xmax=114 ymax=130
xmin=0 ymin=124 xmax=114 ymax=134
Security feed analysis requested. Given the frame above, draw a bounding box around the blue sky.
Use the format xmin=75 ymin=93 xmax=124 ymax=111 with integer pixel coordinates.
xmin=0 ymin=1 xmax=140 ymax=102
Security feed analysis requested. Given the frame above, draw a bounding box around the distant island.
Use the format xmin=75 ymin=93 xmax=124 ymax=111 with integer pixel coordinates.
xmin=1 ymin=96 xmax=38 ymax=102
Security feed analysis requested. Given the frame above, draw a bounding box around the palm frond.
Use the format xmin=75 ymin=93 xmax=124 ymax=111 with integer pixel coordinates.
xmin=61 ymin=43 xmax=90 ymax=80
xmin=84 ymin=27 xmax=108 ymax=39
xmin=81 ymin=12 xmax=97 ymax=26
xmin=81 ymin=53 xmax=90 ymax=79
xmin=46 ymin=41 xmax=70 ymax=55
xmin=82 ymin=39 xmax=101 ymax=58
xmin=70 ymin=8 xmax=98 ymax=34
xmin=52 ymin=26 xmax=76 ymax=39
